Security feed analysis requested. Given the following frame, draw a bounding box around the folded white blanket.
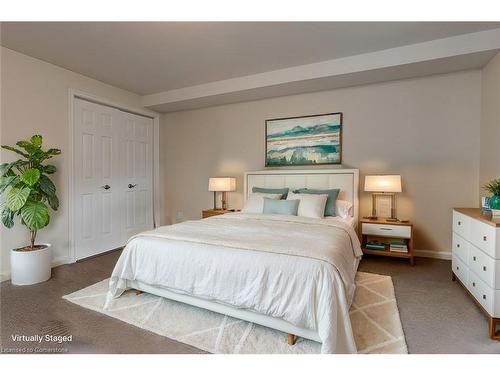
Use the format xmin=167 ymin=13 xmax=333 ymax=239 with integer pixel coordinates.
xmin=105 ymin=213 xmax=362 ymax=353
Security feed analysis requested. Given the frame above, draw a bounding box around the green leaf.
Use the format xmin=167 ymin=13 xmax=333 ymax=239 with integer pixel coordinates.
xmin=0 ymin=176 xmax=18 ymax=194
xmin=35 ymin=148 xmax=61 ymax=163
xmin=1 ymin=145 xmax=29 ymax=158
xmin=45 ymin=193 xmax=59 ymax=211
xmin=484 ymin=179 xmax=500 ymax=196
xmin=20 ymin=201 xmax=49 ymax=230
xmin=1 ymin=205 xmax=14 ymax=228
xmin=6 ymin=186 xmax=31 ymax=211
xmin=39 ymin=187 xmax=59 ymax=211
xmin=0 ymin=163 xmax=12 ymax=176
xmin=31 ymin=134 xmax=43 ymax=148
xmin=38 ymin=174 xmax=56 ymax=196
xmin=16 ymin=140 xmax=38 ymax=155
xmin=47 ymin=148 xmax=62 ymax=157
xmin=20 ymin=168 xmax=41 ymax=186
xmin=1 ymin=160 xmax=28 ymax=176
xmin=47 ymin=148 xmax=61 ymax=155
xmin=42 ymin=164 xmax=57 ymax=174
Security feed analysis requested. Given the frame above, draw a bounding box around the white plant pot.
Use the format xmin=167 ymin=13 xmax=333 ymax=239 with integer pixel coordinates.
xmin=10 ymin=243 xmax=52 ymax=285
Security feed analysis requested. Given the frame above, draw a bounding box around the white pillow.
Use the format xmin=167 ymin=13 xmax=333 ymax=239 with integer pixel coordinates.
xmin=336 ymin=199 xmax=353 ymax=218
xmin=287 ymin=192 xmax=328 ymax=219
xmin=242 ymin=193 xmax=282 ymax=213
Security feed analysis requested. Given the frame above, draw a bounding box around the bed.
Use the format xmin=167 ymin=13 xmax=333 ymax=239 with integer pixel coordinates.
xmin=104 ymin=169 xmax=362 ymax=353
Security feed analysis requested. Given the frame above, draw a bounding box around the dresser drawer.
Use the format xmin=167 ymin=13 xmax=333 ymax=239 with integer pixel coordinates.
xmin=468 ymin=244 xmax=499 ymax=289
xmin=362 ymin=223 xmax=411 ymax=238
xmin=452 ymin=254 xmax=468 ymax=285
xmin=468 ymin=270 xmax=494 ymax=315
xmin=453 ymin=210 xmax=470 ymax=239
xmin=470 ymin=220 xmax=498 ymax=259
xmin=452 ymin=232 xmax=469 ymax=264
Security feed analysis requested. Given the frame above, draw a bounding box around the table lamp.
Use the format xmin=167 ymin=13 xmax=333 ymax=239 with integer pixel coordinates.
xmin=364 ymin=175 xmax=402 ymax=221
xmin=208 ymin=177 xmax=236 ymax=210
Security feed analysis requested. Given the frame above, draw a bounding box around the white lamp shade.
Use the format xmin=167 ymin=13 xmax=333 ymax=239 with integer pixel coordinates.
xmin=208 ymin=177 xmax=236 ymax=192
xmin=364 ymin=175 xmax=402 ymax=193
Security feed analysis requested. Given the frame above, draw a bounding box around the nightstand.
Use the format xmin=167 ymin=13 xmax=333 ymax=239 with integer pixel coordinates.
xmin=202 ymin=209 xmax=235 ymax=218
xmin=360 ymin=218 xmax=414 ymax=265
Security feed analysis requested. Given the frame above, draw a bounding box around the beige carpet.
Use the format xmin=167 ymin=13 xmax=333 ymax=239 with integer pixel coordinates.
xmin=63 ymin=271 xmax=407 ymax=354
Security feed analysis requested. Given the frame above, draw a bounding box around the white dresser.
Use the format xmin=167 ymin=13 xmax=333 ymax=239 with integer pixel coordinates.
xmin=452 ymin=208 xmax=500 ymax=339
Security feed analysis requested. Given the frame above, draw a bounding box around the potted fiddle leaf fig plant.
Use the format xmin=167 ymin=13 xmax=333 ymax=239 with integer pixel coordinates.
xmin=485 ymin=178 xmax=500 ymax=216
xmin=0 ymin=135 xmax=61 ymax=285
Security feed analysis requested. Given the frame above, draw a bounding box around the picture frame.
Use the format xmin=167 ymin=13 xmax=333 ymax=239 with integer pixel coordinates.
xmin=265 ymin=112 xmax=342 ymax=167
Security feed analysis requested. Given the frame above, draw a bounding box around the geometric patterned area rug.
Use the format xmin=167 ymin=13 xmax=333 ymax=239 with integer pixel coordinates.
xmin=63 ymin=272 xmax=407 ymax=354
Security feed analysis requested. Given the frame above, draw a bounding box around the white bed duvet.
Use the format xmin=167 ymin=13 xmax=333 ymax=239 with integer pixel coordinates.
xmin=105 ymin=213 xmax=362 ymax=353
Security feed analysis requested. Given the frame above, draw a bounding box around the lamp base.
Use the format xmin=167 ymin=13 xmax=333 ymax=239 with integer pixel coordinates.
xmin=371 ymin=192 xmax=397 ymax=220
xmin=221 ymin=191 xmax=227 ymax=210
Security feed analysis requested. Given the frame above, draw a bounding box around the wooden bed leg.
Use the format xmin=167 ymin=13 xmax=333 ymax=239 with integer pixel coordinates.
xmin=489 ymin=318 xmax=500 ymax=340
xmin=287 ymin=334 xmax=296 ymax=345
xmin=134 ymin=289 xmax=143 ymax=295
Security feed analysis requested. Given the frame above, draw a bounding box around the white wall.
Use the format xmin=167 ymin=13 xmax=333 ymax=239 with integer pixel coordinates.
xmin=0 ymin=47 xmax=143 ymax=278
xmin=480 ymin=52 xmax=500 ymax=195
xmin=160 ymin=70 xmax=482 ymax=255
xmin=0 ymin=46 xmax=489 ymax=274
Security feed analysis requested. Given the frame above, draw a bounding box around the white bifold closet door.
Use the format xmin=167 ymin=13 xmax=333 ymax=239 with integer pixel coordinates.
xmin=73 ymin=98 xmax=153 ymax=260
xmin=122 ymin=111 xmax=154 ymax=239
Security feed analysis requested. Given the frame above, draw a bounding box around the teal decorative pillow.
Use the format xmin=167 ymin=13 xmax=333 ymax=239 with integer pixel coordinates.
xmin=294 ymin=188 xmax=340 ymax=216
xmin=263 ymin=198 xmax=299 ymax=216
xmin=252 ymin=187 xmax=289 ymax=199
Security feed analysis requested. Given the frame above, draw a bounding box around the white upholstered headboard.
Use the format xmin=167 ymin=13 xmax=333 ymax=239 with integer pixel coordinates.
xmin=244 ymin=169 xmax=359 ymax=219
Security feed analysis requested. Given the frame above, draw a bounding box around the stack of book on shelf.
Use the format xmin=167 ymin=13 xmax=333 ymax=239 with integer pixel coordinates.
xmin=389 ymin=240 xmax=408 ymax=253
xmin=365 ymin=241 xmax=386 ymax=251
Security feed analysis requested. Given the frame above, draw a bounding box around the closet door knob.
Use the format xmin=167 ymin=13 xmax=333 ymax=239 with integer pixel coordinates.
xmin=128 ymin=184 xmax=137 ymax=189
xmin=456 ymin=244 xmax=460 ymax=248
xmin=483 ymin=236 xmax=487 ymax=241
xmin=458 ymin=221 xmax=461 ymax=226
xmin=473 ymin=256 xmax=476 ymax=261
xmin=102 ymin=185 xmax=111 ymax=190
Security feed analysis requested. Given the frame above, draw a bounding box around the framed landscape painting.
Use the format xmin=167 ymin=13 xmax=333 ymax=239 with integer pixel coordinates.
xmin=265 ymin=112 xmax=342 ymax=167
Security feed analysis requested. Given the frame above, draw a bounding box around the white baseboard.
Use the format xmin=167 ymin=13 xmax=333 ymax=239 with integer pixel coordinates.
xmin=413 ymin=249 xmax=451 ymax=260
xmin=0 ymin=256 xmax=73 ymax=282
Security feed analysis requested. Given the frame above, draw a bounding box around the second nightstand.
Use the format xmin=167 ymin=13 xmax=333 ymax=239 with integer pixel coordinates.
xmin=360 ymin=218 xmax=414 ymax=265
xmin=202 ymin=209 xmax=235 ymax=218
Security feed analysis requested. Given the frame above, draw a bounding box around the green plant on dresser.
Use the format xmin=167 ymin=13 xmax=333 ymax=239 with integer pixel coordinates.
xmin=484 ymin=178 xmax=500 ymax=211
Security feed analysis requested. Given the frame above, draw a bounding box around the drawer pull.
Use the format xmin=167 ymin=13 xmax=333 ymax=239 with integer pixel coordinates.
xmin=483 ymin=266 xmax=487 ymax=271
xmin=458 ymin=221 xmax=461 ymax=226
xmin=456 ymin=266 xmax=459 ymax=270
xmin=473 ymin=256 xmax=476 ymax=261
xmin=483 ymin=236 xmax=487 ymax=241
xmin=483 ymin=295 xmax=486 ymax=300
xmin=472 ymin=282 xmax=476 ymax=287
xmin=380 ymin=228 xmax=393 ymax=231
xmin=456 ymin=244 xmax=460 ymax=248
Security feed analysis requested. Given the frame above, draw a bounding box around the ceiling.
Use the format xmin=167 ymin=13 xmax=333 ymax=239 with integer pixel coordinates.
xmin=2 ymin=22 xmax=500 ymax=96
